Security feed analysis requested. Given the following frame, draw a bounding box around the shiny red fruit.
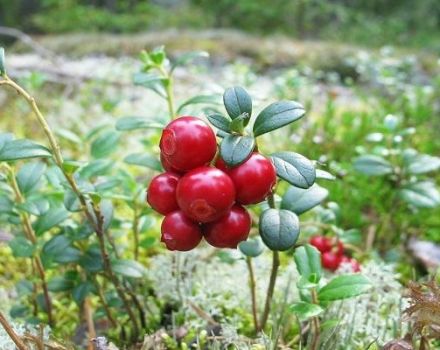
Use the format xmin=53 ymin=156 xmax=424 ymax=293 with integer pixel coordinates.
xmin=322 ymin=251 xmax=342 ymax=271
xmin=203 ymin=205 xmax=251 ymax=248
xmin=335 ymin=240 xmax=344 ymax=256
xmin=159 ymin=116 xmax=217 ymax=172
xmin=161 ymin=153 xmax=183 ymax=174
xmin=216 ymin=153 xmax=276 ymax=205
xmin=176 ymin=167 xmax=235 ymax=223
xmin=340 ymin=256 xmax=361 ymax=272
xmin=147 ymin=172 xmax=180 ymax=215
xmin=161 ymin=211 xmax=203 ymax=251
xmin=310 ymin=235 xmax=332 ymax=253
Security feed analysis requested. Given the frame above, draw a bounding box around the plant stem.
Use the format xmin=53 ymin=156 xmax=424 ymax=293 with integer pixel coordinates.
xmin=84 ymin=297 xmax=96 ymax=350
xmin=93 ymin=277 xmax=118 ymax=329
xmin=245 ymin=257 xmax=259 ymax=333
xmin=132 ymin=202 xmax=140 ymax=261
xmin=159 ymin=66 xmax=176 ymax=120
xmin=0 ymin=311 xmax=29 ymax=350
xmin=6 ymin=165 xmax=54 ymax=326
xmin=310 ymin=288 xmax=320 ymax=350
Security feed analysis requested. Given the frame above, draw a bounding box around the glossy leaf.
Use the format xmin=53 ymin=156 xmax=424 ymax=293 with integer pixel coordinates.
xmin=315 ymin=169 xmax=336 ymax=180
xmin=176 ymin=94 xmax=220 ymax=114
xmin=115 ymin=116 xmax=164 ymax=131
xmin=405 ymin=154 xmax=440 ymax=174
xmin=289 ymin=302 xmax=324 ymax=321
xmin=0 ymin=139 xmax=51 ymax=161
xmin=112 ymin=259 xmax=146 ymax=278
xmin=9 ymin=236 xmax=35 ymax=258
xmin=17 ymin=195 xmax=50 ymax=216
xmin=399 ymin=181 xmax=440 ymax=208
xmin=220 ymin=134 xmax=255 ymax=167
xmin=91 ymin=131 xmax=120 ymax=159
xmin=259 ymin=209 xmax=300 ymax=251
xmin=78 ymin=159 xmax=113 ymax=179
xmin=207 ymin=113 xmax=231 ymax=132
xmin=281 ymin=184 xmax=329 ymax=215
xmin=223 ymin=86 xmax=252 ymax=120
xmin=253 ymin=101 xmax=305 ymax=137
xmin=353 ymin=155 xmax=393 ymax=176
xmin=16 ymin=162 xmax=46 ymax=194
xmin=33 ymin=208 xmax=69 ymax=235
xmin=124 ymin=153 xmax=162 ymax=171
xmin=318 ymin=274 xmax=371 ymax=301
xmin=271 ymin=152 xmax=315 ymax=188
xmin=238 ymin=237 xmax=264 ymax=257
xmin=293 ymin=244 xmax=321 ymax=282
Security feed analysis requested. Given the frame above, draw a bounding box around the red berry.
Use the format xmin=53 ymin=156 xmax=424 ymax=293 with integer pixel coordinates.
xmin=334 ymin=240 xmax=344 ymax=256
xmin=322 ymin=251 xmax=342 ymax=271
xmin=161 ymin=211 xmax=203 ymax=251
xmin=203 ymin=205 xmax=251 ymax=248
xmin=161 ymin=152 xmax=183 ymax=174
xmin=340 ymin=256 xmax=361 ymax=272
xmin=176 ymin=167 xmax=235 ymax=223
xmin=216 ymin=153 xmax=276 ymax=205
xmin=147 ymin=172 xmax=180 ymax=215
xmin=159 ymin=116 xmax=217 ymax=171
xmin=310 ymin=235 xmax=332 ymax=253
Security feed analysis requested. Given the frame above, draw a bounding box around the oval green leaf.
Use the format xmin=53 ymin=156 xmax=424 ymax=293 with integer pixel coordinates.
xmin=0 ymin=139 xmax=51 ymax=161
xmin=112 ymin=259 xmax=146 ymax=278
xmin=353 ymin=155 xmax=393 ymax=176
xmin=16 ymin=162 xmax=46 ymax=195
xmin=253 ymin=101 xmax=305 ymax=137
xmin=238 ymin=237 xmax=264 ymax=257
xmin=91 ymin=131 xmax=120 ymax=159
xmin=176 ymin=94 xmax=220 ymax=114
xmin=115 ymin=116 xmax=164 ymax=131
xmin=271 ymin=152 xmax=316 ymax=189
xmin=0 ymin=47 xmax=5 ymax=75
xmin=293 ymin=244 xmax=321 ymax=282
xmin=207 ymin=113 xmax=231 ymax=132
xmin=259 ymin=209 xmax=300 ymax=251
xmin=124 ymin=153 xmax=162 ymax=171
xmin=398 ymin=181 xmax=440 ymax=208
xmin=318 ymin=274 xmax=372 ymax=301
xmin=223 ymin=86 xmax=252 ymax=120
xmin=281 ymin=184 xmax=329 ymax=215
xmin=289 ymin=302 xmax=324 ymax=321
xmin=220 ymin=134 xmax=255 ymax=167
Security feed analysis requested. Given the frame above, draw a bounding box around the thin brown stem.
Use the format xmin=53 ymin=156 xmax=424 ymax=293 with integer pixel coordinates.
xmin=93 ymin=277 xmax=118 ymax=329
xmin=246 ymin=257 xmax=259 ymax=333
xmin=84 ymin=297 xmax=96 ymax=350
xmin=6 ymin=165 xmax=53 ymax=326
xmin=310 ymin=288 xmax=320 ymax=350
xmin=0 ymin=311 xmax=29 ymax=350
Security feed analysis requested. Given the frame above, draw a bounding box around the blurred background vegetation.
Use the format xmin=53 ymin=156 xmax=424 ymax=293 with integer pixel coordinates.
xmin=1 ymin=0 xmax=440 ymax=49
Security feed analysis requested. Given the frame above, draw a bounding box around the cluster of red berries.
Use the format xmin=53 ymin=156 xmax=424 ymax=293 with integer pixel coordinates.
xmin=309 ymin=235 xmax=360 ymax=272
xmin=147 ymin=116 xmax=277 ymax=251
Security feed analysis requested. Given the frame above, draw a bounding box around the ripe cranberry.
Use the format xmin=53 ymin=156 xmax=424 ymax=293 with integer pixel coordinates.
xmin=310 ymin=235 xmax=332 ymax=253
xmin=160 ymin=152 xmax=182 ymax=174
xmin=216 ymin=153 xmax=276 ymax=205
xmin=159 ymin=116 xmax=217 ymax=172
xmin=340 ymin=256 xmax=361 ymax=272
xmin=203 ymin=205 xmax=251 ymax=248
xmin=334 ymin=240 xmax=344 ymax=256
xmin=176 ymin=167 xmax=235 ymax=223
xmin=322 ymin=251 xmax=342 ymax=271
xmin=147 ymin=172 xmax=180 ymax=215
xmin=161 ymin=211 xmax=203 ymax=251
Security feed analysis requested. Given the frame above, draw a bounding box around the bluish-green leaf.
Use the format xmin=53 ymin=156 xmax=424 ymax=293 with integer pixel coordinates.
xmin=133 ymin=72 xmax=166 ymax=97
xmin=115 ymin=116 xmax=164 ymax=131
xmin=0 ymin=139 xmax=52 ymax=161
xmin=9 ymin=236 xmax=35 ymax=258
xmin=33 ymin=208 xmax=69 ymax=235
xmin=293 ymin=244 xmax=321 ymax=282
xmin=253 ymin=101 xmax=305 ymax=137
xmin=16 ymin=162 xmax=46 ymax=194
xmin=271 ymin=152 xmax=315 ymax=189
xmin=0 ymin=47 xmax=5 ymax=75
xmin=16 ymin=195 xmax=50 ymax=216
xmin=78 ymin=159 xmax=113 ymax=179
xmin=177 ymin=94 xmax=221 ymax=114
xmin=91 ymin=131 xmax=120 ymax=159
xmin=112 ymin=259 xmax=146 ymax=278
xmin=171 ymin=51 xmax=209 ymax=71
xmin=207 ymin=113 xmax=231 ymax=132
xmin=238 ymin=237 xmax=264 ymax=257
xmin=223 ymin=86 xmax=252 ymax=120
xmin=72 ymin=281 xmax=93 ymax=304
xmin=315 ymin=169 xmax=336 ymax=181
xmin=124 ymin=153 xmax=162 ymax=171
xmin=353 ymin=155 xmax=393 ymax=176
xmin=48 ymin=276 xmax=74 ymax=292
xmin=281 ymin=184 xmax=329 ymax=215
xmin=405 ymin=154 xmax=440 ymax=174
xmin=399 ymin=181 xmax=440 ymax=208
xmin=220 ymin=134 xmax=255 ymax=167
xmin=259 ymin=209 xmax=300 ymax=251
xmin=0 ymin=133 xmax=14 ymax=152
xmin=318 ymin=274 xmax=371 ymax=301
xmin=289 ymin=302 xmax=324 ymax=321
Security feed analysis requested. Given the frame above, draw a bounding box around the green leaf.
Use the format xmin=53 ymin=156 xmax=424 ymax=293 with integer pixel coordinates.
xmin=289 ymin=302 xmax=324 ymax=321
xmin=48 ymin=276 xmax=74 ymax=292
xmin=17 ymin=195 xmax=50 ymax=216
xmin=223 ymin=86 xmax=252 ymax=120
xmin=405 ymin=154 xmax=440 ymax=174
xmin=91 ymin=130 xmax=120 ymax=159
xmin=115 ymin=116 xmax=164 ymax=131
xmin=101 ymin=199 xmax=113 ymax=230
xmin=0 ymin=195 xmax=13 ymax=213
xmin=9 ymin=236 xmax=35 ymax=258
xmin=33 ymin=208 xmax=69 ymax=235
xmin=55 ymin=128 xmax=82 ymax=144
xmin=72 ymin=281 xmax=93 ymax=304
xmin=16 ymin=162 xmax=46 ymax=194
xmin=80 ymin=247 xmax=103 ymax=273
xmin=271 ymin=152 xmax=315 ymax=189
xmin=64 ymin=188 xmax=82 ymax=212
xmin=399 ymin=181 xmax=440 ymax=208
xmin=176 ymin=94 xmax=220 ymax=114
xmin=0 ymin=47 xmax=5 ymax=75
xmin=315 ymin=169 xmax=336 ymax=181
xmin=318 ymin=274 xmax=371 ymax=301
xmin=220 ymin=134 xmax=255 ymax=167
xmin=0 ymin=139 xmax=52 ymax=161
xmin=353 ymin=155 xmax=393 ymax=176
xmin=238 ymin=237 xmax=264 ymax=257
xmin=281 ymin=184 xmax=329 ymax=215
xmin=133 ymin=72 xmax=166 ymax=97
xmin=384 ymin=114 xmax=399 ymax=130
xmin=229 ymin=113 xmax=251 ymax=133
xmin=207 ymin=113 xmax=231 ymax=132
xmin=112 ymin=259 xmax=146 ymax=278
xmin=293 ymin=244 xmax=321 ymax=282
xmin=78 ymin=159 xmax=113 ymax=179
xmin=124 ymin=153 xmax=162 ymax=171
xmin=253 ymin=101 xmax=305 ymax=137
xmin=0 ymin=133 xmax=14 ymax=152
xmin=42 ymin=234 xmax=71 ymax=257
xmin=171 ymin=51 xmax=209 ymax=71
xmin=259 ymin=209 xmax=300 ymax=251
